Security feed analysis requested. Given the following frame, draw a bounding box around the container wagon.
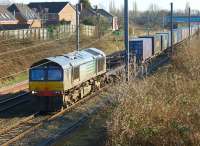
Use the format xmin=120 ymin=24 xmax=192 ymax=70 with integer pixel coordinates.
xmin=129 ymin=38 xmax=152 ymax=63
xmin=139 ymin=35 xmax=161 ymax=56
xmin=172 ymin=30 xmax=178 ymax=44
xmin=156 ymin=33 xmax=169 ymax=50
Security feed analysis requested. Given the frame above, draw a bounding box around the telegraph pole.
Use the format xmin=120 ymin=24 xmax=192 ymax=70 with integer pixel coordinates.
xmin=170 ymin=2 xmax=173 ymax=56
xmin=76 ymin=4 xmax=80 ymax=51
xmin=124 ymin=0 xmax=129 ymax=82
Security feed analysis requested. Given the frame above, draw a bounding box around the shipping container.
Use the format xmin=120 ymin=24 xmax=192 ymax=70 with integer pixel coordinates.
xmin=168 ymin=31 xmax=172 ymax=47
xmin=181 ymin=28 xmax=187 ymax=40
xmin=139 ymin=35 xmax=161 ymax=55
xmin=173 ymin=30 xmax=178 ymax=44
xmin=177 ymin=29 xmax=182 ymax=42
xmin=129 ymin=38 xmax=152 ymax=63
xmin=156 ymin=32 xmax=169 ymax=50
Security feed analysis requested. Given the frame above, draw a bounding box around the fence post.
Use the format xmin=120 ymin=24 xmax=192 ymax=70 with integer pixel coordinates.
xmin=34 ymin=28 xmax=36 ymax=40
xmin=59 ymin=25 xmax=61 ymax=39
xmin=64 ymin=24 xmax=66 ymax=33
xmin=30 ymin=28 xmax=32 ymax=40
xmin=42 ymin=28 xmax=44 ymax=40
xmin=23 ymin=29 xmax=25 ymax=40
xmin=7 ymin=30 xmax=10 ymax=39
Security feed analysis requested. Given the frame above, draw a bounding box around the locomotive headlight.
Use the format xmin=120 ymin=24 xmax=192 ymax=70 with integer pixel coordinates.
xmin=32 ymin=91 xmax=38 ymax=94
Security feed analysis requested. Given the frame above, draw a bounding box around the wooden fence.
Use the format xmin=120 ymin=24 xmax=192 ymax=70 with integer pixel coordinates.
xmin=0 ymin=24 xmax=96 ymax=40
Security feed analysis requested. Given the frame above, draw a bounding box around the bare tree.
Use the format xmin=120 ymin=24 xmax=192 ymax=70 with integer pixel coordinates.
xmin=109 ymin=0 xmax=116 ymax=14
xmin=185 ymin=1 xmax=190 ymax=15
xmin=132 ymin=0 xmax=138 ymax=17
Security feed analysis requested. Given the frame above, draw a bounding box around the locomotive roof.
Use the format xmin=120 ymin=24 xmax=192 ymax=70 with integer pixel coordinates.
xmin=45 ymin=48 xmax=105 ymax=70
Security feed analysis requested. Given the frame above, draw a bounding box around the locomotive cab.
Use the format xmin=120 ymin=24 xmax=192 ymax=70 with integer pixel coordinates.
xmin=29 ymin=59 xmax=65 ymax=112
xmin=29 ymin=48 xmax=107 ymax=112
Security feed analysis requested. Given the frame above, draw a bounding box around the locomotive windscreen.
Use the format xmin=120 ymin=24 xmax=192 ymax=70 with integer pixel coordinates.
xmin=30 ymin=67 xmax=63 ymax=81
xmin=31 ymin=69 xmax=45 ymax=81
xmin=47 ymin=68 xmax=63 ymax=81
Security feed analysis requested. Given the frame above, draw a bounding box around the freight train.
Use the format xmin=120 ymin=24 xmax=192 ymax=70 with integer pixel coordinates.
xmin=130 ymin=26 xmax=199 ymax=63
xmin=29 ymin=26 xmax=199 ymax=112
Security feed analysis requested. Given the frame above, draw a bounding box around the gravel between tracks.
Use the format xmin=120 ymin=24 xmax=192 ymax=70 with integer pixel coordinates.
xmin=0 ymin=95 xmax=37 ymax=133
xmin=11 ymin=89 xmax=112 ymax=146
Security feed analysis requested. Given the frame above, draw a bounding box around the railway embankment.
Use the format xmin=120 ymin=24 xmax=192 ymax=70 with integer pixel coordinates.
xmin=107 ymin=36 xmax=200 ymax=146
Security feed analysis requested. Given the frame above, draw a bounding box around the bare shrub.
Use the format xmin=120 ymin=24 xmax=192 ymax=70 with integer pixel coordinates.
xmin=107 ymin=37 xmax=200 ymax=146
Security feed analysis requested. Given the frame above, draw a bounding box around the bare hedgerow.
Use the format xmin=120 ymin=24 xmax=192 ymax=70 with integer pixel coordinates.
xmin=107 ymin=37 xmax=200 ymax=146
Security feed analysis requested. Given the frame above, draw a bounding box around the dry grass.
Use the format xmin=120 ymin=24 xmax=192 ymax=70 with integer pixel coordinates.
xmin=107 ymin=36 xmax=200 ymax=146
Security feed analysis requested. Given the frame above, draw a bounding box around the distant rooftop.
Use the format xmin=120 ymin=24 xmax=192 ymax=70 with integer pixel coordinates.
xmin=0 ymin=5 xmax=17 ymax=21
xmin=96 ymin=9 xmax=113 ymax=18
xmin=8 ymin=3 xmax=39 ymax=20
xmin=28 ymin=2 xmax=70 ymax=13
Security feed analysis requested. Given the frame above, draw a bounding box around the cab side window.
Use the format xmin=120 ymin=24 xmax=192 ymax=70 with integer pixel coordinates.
xmin=73 ymin=66 xmax=80 ymax=81
xmin=98 ymin=58 xmax=105 ymax=72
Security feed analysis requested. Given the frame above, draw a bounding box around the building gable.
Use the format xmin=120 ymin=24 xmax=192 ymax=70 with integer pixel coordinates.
xmin=58 ymin=3 xmax=76 ymax=25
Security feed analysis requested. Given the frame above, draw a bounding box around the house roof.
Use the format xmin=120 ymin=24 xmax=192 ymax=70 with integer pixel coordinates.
xmin=0 ymin=5 xmax=17 ymax=21
xmin=96 ymin=9 xmax=113 ymax=18
xmin=28 ymin=2 xmax=70 ymax=13
xmin=8 ymin=3 xmax=39 ymax=20
xmin=80 ymin=7 xmax=114 ymax=19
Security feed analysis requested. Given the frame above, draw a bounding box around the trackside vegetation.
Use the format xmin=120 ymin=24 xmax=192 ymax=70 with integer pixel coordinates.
xmin=107 ymin=37 xmax=200 ymax=146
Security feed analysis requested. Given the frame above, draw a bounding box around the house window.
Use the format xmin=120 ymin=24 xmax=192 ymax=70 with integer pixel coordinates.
xmin=73 ymin=66 xmax=80 ymax=81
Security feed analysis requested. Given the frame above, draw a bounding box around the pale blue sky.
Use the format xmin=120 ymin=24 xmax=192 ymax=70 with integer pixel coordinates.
xmin=9 ymin=0 xmax=200 ymax=11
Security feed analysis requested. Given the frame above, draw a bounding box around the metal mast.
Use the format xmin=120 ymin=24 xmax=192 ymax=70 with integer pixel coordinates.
xmin=124 ymin=0 xmax=129 ymax=81
xmin=76 ymin=4 xmax=80 ymax=51
xmin=170 ymin=2 xmax=173 ymax=56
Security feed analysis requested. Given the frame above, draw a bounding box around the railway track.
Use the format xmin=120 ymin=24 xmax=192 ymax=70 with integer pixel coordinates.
xmin=0 ymin=36 xmax=192 ymax=146
xmin=0 ymin=86 xmax=108 ymax=146
xmin=0 ymin=112 xmax=45 ymax=146
xmin=0 ymin=92 xmax=30 ymax=112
